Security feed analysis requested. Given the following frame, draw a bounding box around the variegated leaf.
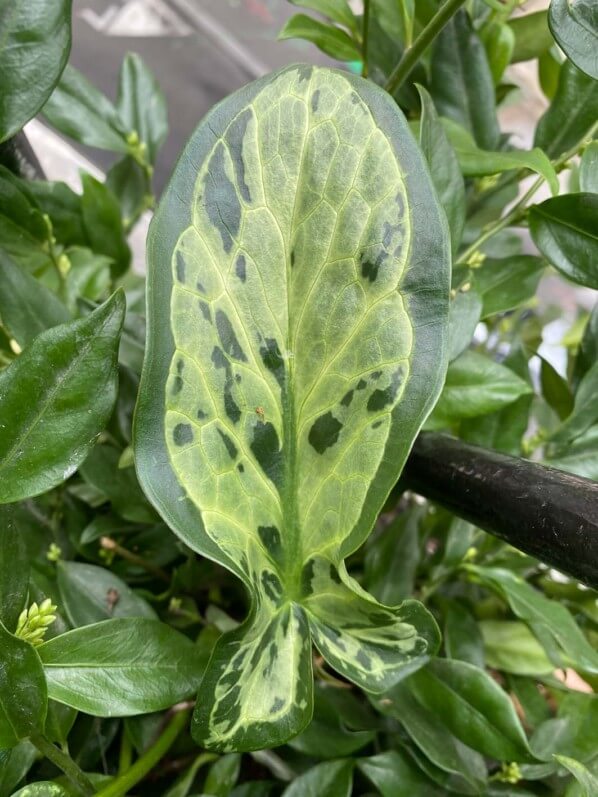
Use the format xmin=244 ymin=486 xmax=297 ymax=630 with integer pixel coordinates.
xmin=135 ymin=64 xmax=450 ymax=751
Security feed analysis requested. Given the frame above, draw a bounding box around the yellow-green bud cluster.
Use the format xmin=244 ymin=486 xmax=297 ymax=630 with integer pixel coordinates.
xmin=15 ymin=598 xmax=57 ymax=646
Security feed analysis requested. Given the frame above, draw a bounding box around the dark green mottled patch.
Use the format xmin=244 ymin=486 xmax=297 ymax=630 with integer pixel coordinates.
xmin=224 ymin=391 xmax=242 ymax=424
xmin=371 ymin=370 xmax=382 ymax=380
xmin=340 ymin=389 xmax=354 ymax=408
xmin=216 ymin=310 xmax=247 ymax=362
xmin=261 ymin=570 xmax=283 ymax=602
xmin=197 ymin=408 xmax=207 ymax=420
xmin=270 ymin=697 xmax=285 ymax=714
xmin=237 ymin=462 xmax=244 ymax=473
xmin=225 ymin=107 xmax=252 ymax=203
xmin=250 ymin=421 xmax=282 ymax=488
xmin=175 ymin=251 xmax=186 ymax=282
xmin=212 ymin=345 xmax=242 ymax=424
xmin=217 ymin=428 xmax=238 ymax=459
xmin=320 ymin=625 xmax=346 ymax=652
xmin=301 ymin=558 xmax=316 ymax=595
xmin=203 ymin=141 xmax=241 ymax=253
xmin=197 ymin=279 xmax=206 ymax=293
xmin=311 ymin=89 xmax=320 ymax=112
xmin=235 ymin=373 xmax=242 ymax=383
xmin=360 ymin=250 xmax=387 ymax=283
xmin=308 ymin=411 xmax=343 ymax=454
xmin=260 ymin=338 xmax=285 ymax=388
xmin=290 ymin=249 xmax=295 ymax=268
xmin=356 ymin=379 xmax=367 ymax=390
xmin=258 ymin=525 xmax=281 ymax=555
xmin=295 ymin=64 xmax=313 ymax=82
xmin=198 ymin=300 xmax=211 ymax=322
xmin=356 ymin=649 xmax=371 ymax=668
xmin=173 ymin=423 xmax=193 ymax=446
xmin=372 ymin=420 xmax=382 ymax=429
xmin=367 ymin=368 xmax=403 ymax=412
xmin=329 ymin=563 xmax=342 ymax=584
xmin=172 ymin=376 xmax=183 ymax=395
xmin=235 ymin=254 xmax=247 ymax=282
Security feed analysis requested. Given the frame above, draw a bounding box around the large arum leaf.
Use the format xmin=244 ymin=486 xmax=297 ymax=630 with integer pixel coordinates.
xmin=135 ymin=65 xmax=449 ymax=751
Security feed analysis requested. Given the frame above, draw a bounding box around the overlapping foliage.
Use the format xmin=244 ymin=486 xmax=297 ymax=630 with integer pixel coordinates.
xmin=0 ymin=0 xmax=597 ymax=794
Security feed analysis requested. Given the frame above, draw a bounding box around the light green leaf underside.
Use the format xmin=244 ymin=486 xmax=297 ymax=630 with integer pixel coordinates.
xmin=139 ymin=65 xmax=448 ymax=751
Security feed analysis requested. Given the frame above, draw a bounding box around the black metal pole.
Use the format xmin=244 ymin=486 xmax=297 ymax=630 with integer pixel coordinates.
xmin=403 ymin=432 xmax=598 ymax=589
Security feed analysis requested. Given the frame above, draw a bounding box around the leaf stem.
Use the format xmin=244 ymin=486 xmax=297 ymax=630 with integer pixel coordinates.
xmin=362 ymin=0 xmax=371 ymax=77
xmin=99 ymin=536 xmax=170 ymax=583
xmin=95 ymin=707 xmax=190 ymax=797
xmin=29 ymin=731 xmax=95 ymax=796
xmin=385 ymin=0 xmax=467 ymax=95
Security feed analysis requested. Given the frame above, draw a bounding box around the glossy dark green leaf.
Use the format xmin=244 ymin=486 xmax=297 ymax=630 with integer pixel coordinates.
xmin=549 ymin=0 xmax=598 ymax=81
xmin=0 ymin=291 xmax=125 ymax=504
xmin=0 ymin=0 xmax=72 ymax=142
xmin=278 ymin=15 xmax=361 ymax=61
xmin=557 ymin=755 xmax=598 ymax=795
xmin=444 ymin=601 xmax=484 ymax=668
xmin=289 ymin=0 xmax=358 ymax=35
xmin=203 ymin=754 xmax=242 ymax=796
xmin=540 ymin=356 xmax=573 ymax=420
xmin=430 ymin=10 xmax=500 ymax=150
xmin=549 ymin=360 xmax=598 ymax=445
xmin=0 ymin=250 xmax=69 ymax=346
xmin=0 ymin=740 xmax=37 ymax=796
xmin=416 ymin=85 xmax=465 ymax=256
xmin=432 ymin=350 xmax=532 ymax=423
xmin=573 ymin=302 xmax=598 ymax=388
xmin=63 ymin=247 xmax=112 ymax=313
xmin=448 ymin=290 xmax=482 ymax=362
xmin=57 ymin=561 xmax=157 ymax=627
xmin=539 ymin=48 xmax=563 ymax=101
xmin=24 ymin=179 xmax=87 ymax=249
xmin=38 ymin=618 xmax=202 ymax=716
xmin=530 ymin=693 xmax=598 ymax=764
xmin=44 ymin=699 xmax=76 ymax=746
xmin=508 ymin=11 xmax=552 ymax=63
xmin=529 ymin=193 xmax=598 ymax=289
xmin=0 ymin=174 xmax=52 ymax=274
xmin=106 ymin=156 xmax=151 ymax=232
xmin=579 ymin=141 xmax=598 ymax=193
xmin=282 ymin=759 xmax=354 ymax=797
xmin=81 ymin=174 xmax=131 ymax=278
xmin=364 ymin=506 xmax=422 ymax=606
xmin=358 ymin=751 xmax=445 ymax=797
xmin=481 ymin=620 xmax=553 ymax=676
xmin=0 ymin=507 xmax=28 ymax=632
xmin=481 ymin=22 xmax=515 ymax=84
xmin=373 ymin=686 xmax=487 ymax=794
xmin=472 ymin=256 xmax=544 ymax=318
xmin=466 ymin=566 xmax=598 ymax=675
xmin=43 ymin=65 xmax=129 ymax=153
xmin=546 ymin=425 xmax=598 ymax=479
xmin=135 ymin=64 xmax=449 ymax=751
xmin=116 ymin=53 xmax=168 ymax=165
xmin=535 ymin=61 xmax=598 ymax=158
xmin=0 ymin=622 xmax=47 ymax=748
xmin=79 ymin=444 xmax=156 ymax=523
xmin=407 ymin=658 xmax=532 ymax=761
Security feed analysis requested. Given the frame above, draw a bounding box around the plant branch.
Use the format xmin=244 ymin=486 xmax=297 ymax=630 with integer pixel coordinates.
xmin=95 ymin=707 xmax=190 ymax=797
xmin=361 ymin=0 xmax=371 ymax=77
xmin=385 ymin=0 xmax=467 ymax=95
xmin=100 ymin=536 xmax=170 ymax=583
xmin=30 ymin=732 xmax=95 ymax=796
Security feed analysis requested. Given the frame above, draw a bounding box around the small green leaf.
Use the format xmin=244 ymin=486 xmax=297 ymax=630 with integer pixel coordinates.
xmin=203 ymin=753 xmax=242 ymax=796
xmin=481 ymin=22 xmax=515 ymax=84
xmin=0 ymin=506 xmax=29 ymax=632
xmin=448 ymin=291 xmax=482 ymax=362
xmin=0 ymin=740 xmax=37 ymax=796
xmin=364 ymin=506 xmax=422 ymax=606
xmin=508 ymin=10 xmax=553 ymax=63
xmin=480 ymin=620 xmax=553 ymax=676
xmin=556 ymin=755 xmax=598 ymax=795
xmin=407 ymin=658 xmax=533 ymax=761
xmin=0 ymin=0 xmax=72 ymax=142
xmin=10 ymin=784 xmax=69 ymax=797
xmin=63 ymin=246 xmax=112 ymax=313
xmin=116 ymin=53 xmax=168 ymax=166
xmin=550 ymin=360 xmax=598 ymax=445
xmin=43 ymin=64 xmax=129 ymax=153
xmin=472 ymin=256 xmax=544 ymax=318
xmin=135 ymin=65 xmax=449 ymax=750
xmin=417 ymin=85 xmax=465 ymax=256
xmin=444 ymin=601 xmax=484 ymax=668
xmin=0 ymin=291 xmax=125 ymax=504
xmin=539 ymin=356 xmax=574 ymax=420
xmin=573 ymin=302 xmax=598 ymax=388
xmin=546 ymin=425 xmax=598 ymax=480
xmin=282 ymin=759 xmax=354 ymax=797
xmin=38 ymin=618 xmax=202 ymax=716
xmin=278 ymin=15 xmax=361 ymax=61
xmin=549 ymin=0 xmax=598 ymax=81
xmin=430 ymin=10 xmax=500 ymax=150
xmin=81 ymin=174 xmax=131 ymax=278
xmin=106 ymin=156 xmax=151 ymax=231
xmin=289 ymin=0 xmax=358 ymax=36
xmin=358 ymin=750 xmax=445 ymax=797
xmin=535 ymin=61 xmax=598 ymax=158
xmin=373 ymin=685 xmax=487 ymax=794
xmin=0 ymin=250 xmax=69 ymax=346
xmin=432 ymin=350 xmax=532 ymax=423
xmin=579 ymin=141 xmax=598 ymax=193
xmin=57 ymin=561 xmax=157 ymax=627
xmin=529 ymin=193 xmax=598 ymax=289
xmin=0 ymin=622 xmax=47 ymax=748
xmin=457 ymin=146 xmax=558 ymax=196
xmin=466 ymin=566 xmax=598 ymax=675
